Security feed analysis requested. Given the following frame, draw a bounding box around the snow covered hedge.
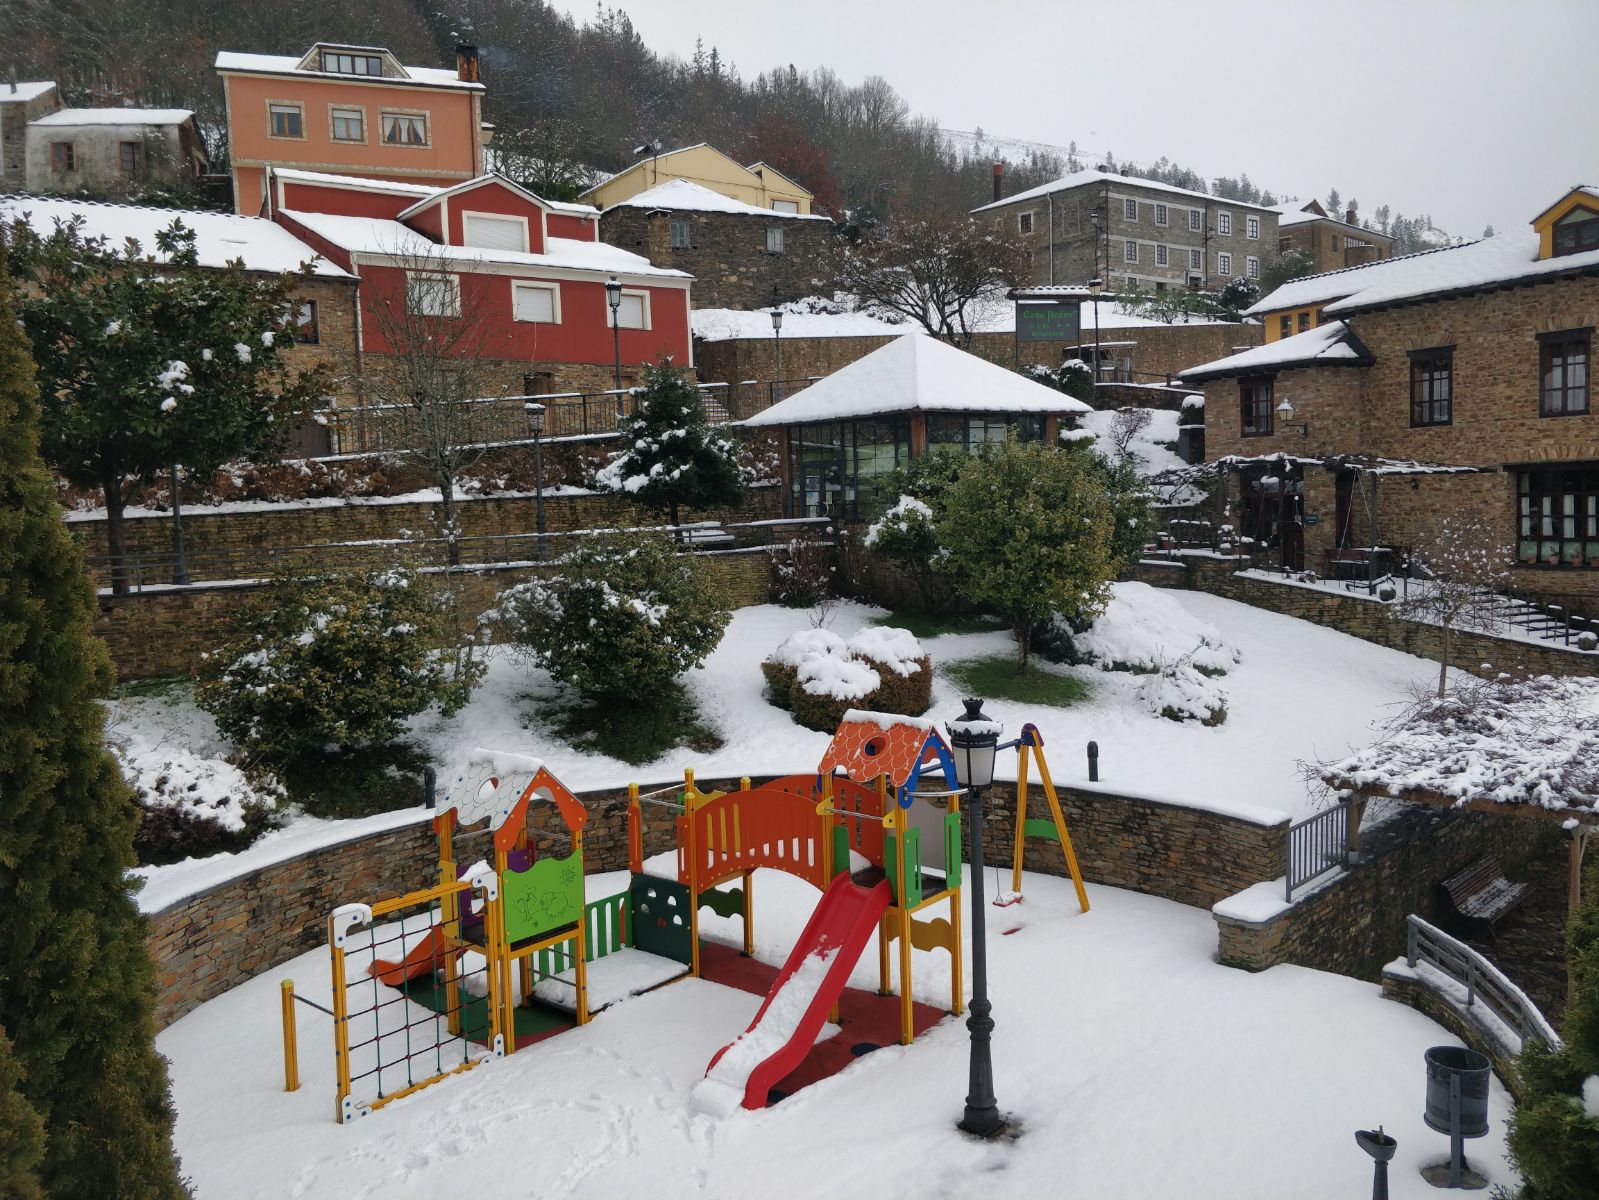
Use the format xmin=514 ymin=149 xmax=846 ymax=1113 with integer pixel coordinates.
xmin=763 ymin=626 xmax=931 ymax=731
xmin=1135 ymin=659 xmax=1228 ymax=726
xmin=1073 ymin=582 xmax=1240 ymax=675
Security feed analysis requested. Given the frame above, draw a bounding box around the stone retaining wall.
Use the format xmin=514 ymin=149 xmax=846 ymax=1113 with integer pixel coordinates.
xmin=1380 ymin=966 xmax=1530 ymax=1099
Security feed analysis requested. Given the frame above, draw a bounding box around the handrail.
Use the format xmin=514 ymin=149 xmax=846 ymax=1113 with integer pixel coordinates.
xmin=1404 ymin=914 xmax=1560 ymax=1051
xmin=1285 ymin=804 xmax=1348 ymax=901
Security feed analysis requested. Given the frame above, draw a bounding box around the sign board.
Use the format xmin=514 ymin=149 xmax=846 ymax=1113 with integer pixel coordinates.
xmin=1303 ymin=514 xmax=1321 ymax=527
xmin=1015 ymin=301 xmax=1081 ymax=344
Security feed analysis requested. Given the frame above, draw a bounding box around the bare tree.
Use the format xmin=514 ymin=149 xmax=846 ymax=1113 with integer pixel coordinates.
xmin=1392 ymin=514 xmax=1512 ymax=697
xmin=833 ymin=213 xmax=1026 ymax=348
xmin=1106 ymin=406 xmax=1153 ymax=465
xmin=357 ymin=243 xmax=518 ymax=564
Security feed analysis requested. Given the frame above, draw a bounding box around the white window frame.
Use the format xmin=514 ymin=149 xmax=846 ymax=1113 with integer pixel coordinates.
xmin=329 ymin=105 xmax=366 ymax=144
xmin=771 ymin=199 xmax=799 ymax=214
xmin=1018 ymin=211 xmax=1034 ymax=235
xmin=1188 ymin=208 xmax=1203 ymax=232
xmin=267 ymin=100 xmax=305 ymax=140
xmin=1189 ymin=247 xmax=1203 ymax=270
xmin=1217 ymin=211 xmax=1233 ymax=236
xmin=406 ymin=272 xmax=460 ymax=318
xmin=1154 ymin=202 xmax=1168 ymax=226
xmin=766 ymin=227 xmax=786 ymax=254
xmin=1246 ymin=255 xmax=1260 ymax=279
xmin=607 ymin=288 xmax=651 ymax=330
xmin=381 ymin=109 xmax=430 ymax=147
xmin=511 ymin=281 xmax=561 ymax=324
xmin=1155 ymin=243 xmax=1169 ymax=266
xmin=322 ymin=51 xmax=383 ymax=76
xmin=1124 ymin=239 xmax=1139 ymax=263
xmin=1123 ymin=197 xmax=1138 ymax=221
xmin=1217 ymin=252 xmax=1233 ymax=277
xmin=461 ymin=211 xmax=530 ymax=253
xmin=1246 ymin=214 xmax=1260 ymax=240
xmin=670 ymin=219 xmax=692 ymax=248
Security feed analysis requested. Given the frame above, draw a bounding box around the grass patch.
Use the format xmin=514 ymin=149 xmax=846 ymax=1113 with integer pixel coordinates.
xmin=553 ymin=684 xmax=723 ymax=766
xmin=941 ymin=654 xmax=1091 ymax=708
xmin=870 ymin=610 xmax=1005 ymax=640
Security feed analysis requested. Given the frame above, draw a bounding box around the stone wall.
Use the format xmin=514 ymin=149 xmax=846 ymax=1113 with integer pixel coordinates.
xmin=97 ymin=549 xmax=779 ymax=680
xmin=1380 ymin=966 xmax=1529 ymax=1098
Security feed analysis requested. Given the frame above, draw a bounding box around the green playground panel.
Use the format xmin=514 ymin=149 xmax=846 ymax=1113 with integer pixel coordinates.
xmin=399 ymin=974 xmax=570 ymax=1047
xmin=943 ymin=813 xmax=963 ymax=889
xmin=832 ymin=824 xmax=850 ymax=878
xmin=886 ymin=827 xmax=923 ymax=907
xmin=697 ymin=885 xmax=744 ymax=920
xmin=502 ymin=851 xmax=583 ymax=945
xmin=1023 ymin=818 xmax=1062 ymax=842
xmin=586 ymin=891 xmax=629 ymax=960
xmin=630 ymin=873 xmax=693 ymax=965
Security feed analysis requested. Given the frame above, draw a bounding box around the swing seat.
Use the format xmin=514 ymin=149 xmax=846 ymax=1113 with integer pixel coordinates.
xmin=991 ymin=890 xmax=1024 ymax=908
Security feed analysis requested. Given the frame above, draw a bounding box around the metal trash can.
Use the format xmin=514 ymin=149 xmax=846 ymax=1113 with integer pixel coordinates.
xmin=1424 ymin=1046 xmax=1490 ymax=1138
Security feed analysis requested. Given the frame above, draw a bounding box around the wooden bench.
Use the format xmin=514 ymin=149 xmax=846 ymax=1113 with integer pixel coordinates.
xmin=1440 ymin=855 xmax=1530 ymax=931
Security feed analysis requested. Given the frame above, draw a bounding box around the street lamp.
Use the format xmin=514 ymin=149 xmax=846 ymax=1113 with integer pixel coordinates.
xmin=604 ymin=275 xmax=624 ymax=423
xmin=523 ymin=401 xmax=547 ymax=547
xmin=1276 ymin=397 xmax=1308 ymax=438
xmin=1088 ymin=277 xmax=1104 ymax=387
xmin=771 ymin=307 xmax=784 ymax=406
xmin=947 ymin=696 xmax=1003 ymax=1139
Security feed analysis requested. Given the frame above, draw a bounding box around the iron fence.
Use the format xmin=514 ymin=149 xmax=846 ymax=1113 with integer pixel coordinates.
xmin=1285 ymin=804 xmax=1349 ymax=901
xmin=85 ymin=517 xmax=834 ymax=593
xmin=1404 ymin=914 xmax=1560 ymax=1051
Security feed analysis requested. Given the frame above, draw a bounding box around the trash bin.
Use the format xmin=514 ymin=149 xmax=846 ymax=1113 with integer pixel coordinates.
xmin=1424 ymin=1046 xmax=1490 ymax=1138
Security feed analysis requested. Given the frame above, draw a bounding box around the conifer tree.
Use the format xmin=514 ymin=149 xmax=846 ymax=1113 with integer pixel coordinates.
xmin=595 ymin=360 xmax=751 ymax=528
xmin=0 ymin=245 xmax=184 ymax=1198
xmin=0 ymin=1030 xmax=44 ymax=1200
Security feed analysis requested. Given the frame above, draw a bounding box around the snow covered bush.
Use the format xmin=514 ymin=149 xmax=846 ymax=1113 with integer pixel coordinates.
xmin=761 ymin=628 xmax=847 ymax=709
xmin=847 ymin=626 xmax=932 ymax=716
xmin=498 ymin=530 xmax=729 ymax=703
xmin=790 ymin=655 xmax=882 ymax=732
xmin=1135 ymin=658 xmax=1228 ymax=726
xmin=198 ymin=568 xmax=482 ymax=767
xmin=1073 ymin=582 xmax=1240 ymax=675
xmin=862 ymin=493 xmax=943 ymax=609
xmin=762 ymin=625 xmax=930 ymax=730
xmin=773 ymin=536 xmax=837 ymax=608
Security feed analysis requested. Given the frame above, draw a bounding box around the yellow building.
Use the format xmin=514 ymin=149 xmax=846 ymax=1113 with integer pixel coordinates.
xmin=583 ymin=143 xmax=813 ymax=215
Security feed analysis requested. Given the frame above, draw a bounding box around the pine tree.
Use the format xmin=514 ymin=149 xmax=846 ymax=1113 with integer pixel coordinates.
xmin=0 ymin=245 xmax=184 ymax=1197
xmin=0 ymin=1030 xmax=44 ymax=1200
xmin=594 ymin=361 xmax=750 ymax=528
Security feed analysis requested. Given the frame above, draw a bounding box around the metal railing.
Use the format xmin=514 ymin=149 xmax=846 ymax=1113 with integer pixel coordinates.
xmin=85 ymin=516 xmax=834 ymax=592
xmin=1404 ymin=914 xmax=1560 ymax=1051
xmin=1285 ymin=804 xmax=1349 ymax=901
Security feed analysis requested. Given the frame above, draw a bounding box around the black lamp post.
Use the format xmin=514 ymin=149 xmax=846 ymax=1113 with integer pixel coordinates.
xmin=1088 ymin=277 xmax=1104 ymax=386
xmin=524 ymin=401 xmax=547 ymax=546
xmin=169 ymin=461 xmax=189 ymax=585
xmin=771 ymin=307 xmax=784 ymax=406
xmin=948 ymin=696 xmax=1003 ymax=1138
xmin=604 ymin=275 xmax=624 ymax=422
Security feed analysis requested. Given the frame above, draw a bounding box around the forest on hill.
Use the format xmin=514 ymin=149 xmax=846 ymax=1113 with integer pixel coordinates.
xmin=6 ymin=0 xmax=1451 ymax=248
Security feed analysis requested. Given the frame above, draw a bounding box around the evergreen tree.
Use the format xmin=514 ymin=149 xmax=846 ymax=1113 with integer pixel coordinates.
xmin=1326 ymin=187 xmax=1343 ymax=213
xmin=595 ymin=361 xmax=751 ymax=528
xmin=0 ymin=1030 xmax=44 ymax=1200
xmin=0 ymin=244 xmax=184 ymax=1198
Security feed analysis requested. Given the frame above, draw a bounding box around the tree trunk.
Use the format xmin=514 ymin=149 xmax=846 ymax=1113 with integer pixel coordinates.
xmin=102 ymin=471 xmax=130 ymax=596
xmin=1438 ymin=621 xmax=1450 ymax=698
xmin=438 ymin=472 xmax=460 ymax=567
xmin=670 ymin=500 xmax=680 ymax=542
xmin=1015 ymin=621 xmax=1030 ymax=674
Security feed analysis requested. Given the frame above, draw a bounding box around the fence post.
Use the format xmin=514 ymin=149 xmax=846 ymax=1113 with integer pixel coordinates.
xmin=1406 ymin=917 xmax=1418 ymax=968
xmin=280 ymin=979 xmax=299 ymax=1092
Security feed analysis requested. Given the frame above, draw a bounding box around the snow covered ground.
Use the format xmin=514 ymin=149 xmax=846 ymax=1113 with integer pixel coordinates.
xmin=158 ymin=866 xmax=1516 ymax=1199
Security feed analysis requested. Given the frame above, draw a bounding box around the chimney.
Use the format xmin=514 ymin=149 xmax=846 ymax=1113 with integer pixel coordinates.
xmin=992 ymin=162 xmax=1004 ymax=204
xmin=1345 ymin=206 xmax=1357 ymax=225
xmin=455 ymin=44 xmax=479 ymax=83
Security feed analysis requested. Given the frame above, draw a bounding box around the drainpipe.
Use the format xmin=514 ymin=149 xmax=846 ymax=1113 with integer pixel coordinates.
xmin=1047 ymin=191 xmax=1055 ymax=284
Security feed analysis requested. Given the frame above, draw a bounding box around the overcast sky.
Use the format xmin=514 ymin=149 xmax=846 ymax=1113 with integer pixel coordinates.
xmin=546 ymin=0 xmax=1597 ymax=236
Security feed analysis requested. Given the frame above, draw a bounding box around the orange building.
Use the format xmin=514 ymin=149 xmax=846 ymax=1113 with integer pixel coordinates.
xmin=216 ymin=42 xmax=487 ymax=215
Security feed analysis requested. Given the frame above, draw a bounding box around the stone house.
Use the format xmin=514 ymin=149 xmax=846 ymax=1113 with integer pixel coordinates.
xmin=1181 ymin=185 xmax=1599 ymax=605
xmin=598 ymin=179 xmax=834 ymax=309
xmin=973 ymin=168 xmax=1278 ymax=292
xmin=582 ymin=143 xmax=815 ymax=214
xmin=1273 ymin=199 xmax=1393 ymax=276
xmin=1 ymin=81 xmax=59 ymax=190
xmin=24 ymin=108 xmax=208 ymax=197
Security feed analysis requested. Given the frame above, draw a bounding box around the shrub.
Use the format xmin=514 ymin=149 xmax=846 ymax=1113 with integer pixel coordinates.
xmin=789 ymin=655 xmax=882 ymax=732
xmin=498 ymin=530 xmax=729 ymax=702
xmin=847 ymin=626 xmax=932 ymax=716
xmin=1136 ymin=658 xmax=1228 ymax=725
xmin=763 ymin=625 xmax=929 ymax=731
xmin=132 ymin=802 xmax=271 ymax=867
xmin=1073 ymin=582 xmax=1240 ymax=675
xmin=197 ymin=567 xmax=482 ymax=766
xmin=774 ymin=537 xmax=837 ymax=608
xmin=762 ymin=628 xmax=847 ymax=708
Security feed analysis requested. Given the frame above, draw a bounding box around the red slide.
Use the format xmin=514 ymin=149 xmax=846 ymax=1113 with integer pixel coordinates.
xmin=695 ymin=874 xmax=892 ymax=1114
xmin=368 ymin=925 xmax=456 ymax=988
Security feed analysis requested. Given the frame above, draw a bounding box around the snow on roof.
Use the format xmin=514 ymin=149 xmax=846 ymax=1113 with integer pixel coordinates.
xmin=31 ymin=107 xmax=193 ymax=126
xmin=1272 ymin=202 xmax=1387 ymax=241
xmin=272 ymin=167 xmax=441 ymax=198
xmin=967 ymin=290 xmax=1241 ymax=335
xmin=1181 ymin=320 xmax=1370 ymax=381
xmin=0 ymin=82 xmax=55 ymax=103
xmin=607 ymin=178 xmax=829 ymax=220
xmin=973 ymin=168 xmax=1276 ymax=215
xmin=278 ymin=208 xmax=688 ymax=279
xmin=693 ymin=306 xmax=909 ymax=342
xmin=741 ymin=333 xmax=1090 ymax=426
xmin=214 ymin=50 xmax=480 ymax=90
xmin=397 ymin=174 xmax=599 ymax=219
xmin=0 ymin=194 xmax=352 ymax=278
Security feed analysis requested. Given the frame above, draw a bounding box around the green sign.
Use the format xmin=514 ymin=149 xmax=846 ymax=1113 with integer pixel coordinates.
xmin=1016 ymin=301 xmax=1081 ymax=343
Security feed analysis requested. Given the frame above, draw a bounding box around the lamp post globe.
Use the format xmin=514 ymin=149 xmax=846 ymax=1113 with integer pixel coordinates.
xmin=948 ymin=696 xmax=1003 ymax=1138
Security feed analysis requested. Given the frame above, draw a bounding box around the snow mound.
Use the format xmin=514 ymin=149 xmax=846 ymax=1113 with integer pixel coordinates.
xmin=768 ymin=628 xmax=848 ymax=668
xmin=797 ymin=656 xmax=881 ymax=702
xmin=1077 ymin=582 xmax=1240 ymax=675
xmin=1136 ymin=660 xmax=1228 ymax=725
xmin=1584 ymin=1075 xmax=1599 ymax=1119
xmin=846 ymin=626 xmax=925 ymax=677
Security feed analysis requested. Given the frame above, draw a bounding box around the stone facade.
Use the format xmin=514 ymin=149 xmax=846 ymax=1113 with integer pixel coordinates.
xmin=25 ymin=115 xmax=208 ymax=197
xmin=1278 ymin=213 xmax=1393 ymax=274
xmin=0 ymin=84 xmax=59 ymax=189
xmin=600 ymin=206 xmax=835 ymax=309
xmin=981 ymin=174 xmax=1278 ymax=291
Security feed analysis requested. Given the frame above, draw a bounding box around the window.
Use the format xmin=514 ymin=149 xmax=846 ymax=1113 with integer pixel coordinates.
xmin=406 ymin=273 xmax=459 ymax=318
xmin=1124 ymin=239 xmax=1138 ymax=264
xmin=1332 ymin=234 xmax=1341 ymax=252
xmin=1409 ymin=347 xmax=1454 ymax=426
xmin=1155 ymin=243 xmax=1168 ymax=266
xmin=1123 ymin=197 xmax=1138 ymax=221
xmin=1553 ymin=207 xmax=1599 ymax=257
xmin=1279 ymin=236 xmax=1292 ymax=253
xmin=118 ymin=141 xmax=142 ymax=173
xmin=1518 ymin=469 xmax=1599 ymax=567
xmin=1240 ymin=377 xmax=1274 ymax=437
xmin=1247 ymin=215 xmax=1260 ymax=240
xmin=1540 ymin=328 xmax=1592 ymax=416
xmin=522 ymin=371 xmax=556 ymax=396
xmin=294 ymin=301 xmax=319 ymax=345
xmin=381 ymin=111 xmax=428 ymax=146
xmin=322 ymin=51 xmax=383 ymax=76
xmin=1246 ymin=255 xmax=1260 ymax=279
xmin=926 ymin=412 xmax=1043 ymax=455
xmin=1217 ymin=252 xmax=1232 ymax=276
xmin=1217 ymin=211 xmax=1233 ymax=236
xmin=49 ymin=142 xmax=74 ymax=172
xmin=1188 ymin=208 xmax=1202 ymax=232
xmin=670 ymin=219 xmax=692 ymax=248
xmin=511 ymin=282 xmax=559 ymax=324
xmin=1298 ymin=312 xmax=1311 ymax=333
xmin=771 ymin=199 xmax=799 ymax=214
xmin=1187 ymin=275 xmax=1202 ymax=289
xmin=1154 ymin=203 xmax=1168 ymax=226
xmin=766 ymin=227 xmax=785 ymax=254
xmin=1278 ymin=315 xmax=1291 ymax=339
xmin=461 ymin=212 xmax=527 ymax=252
xmin=268 ymin=102 xmax=304 ymax=139
xmin=1189 ymin=248 xmax=1202 ymax=271
xmin=1018 ymin=212 xmax=1034 ymax=235
xmin=330 ymin=107 xmax=365 ymax=142
xmin=608 ymin=290 xmax=648 ymax=330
